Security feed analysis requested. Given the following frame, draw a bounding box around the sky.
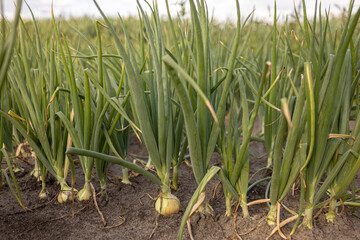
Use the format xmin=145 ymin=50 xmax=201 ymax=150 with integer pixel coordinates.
xmin=3 ymin=0 xmax=359 ymax=22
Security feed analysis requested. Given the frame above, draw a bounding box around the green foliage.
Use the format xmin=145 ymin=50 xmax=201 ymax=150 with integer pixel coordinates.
xmin=1 ymin=0 xmax=360 ymax=238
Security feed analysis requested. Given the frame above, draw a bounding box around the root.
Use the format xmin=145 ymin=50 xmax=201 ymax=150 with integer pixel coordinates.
xmin=90 ymin=183 xmax=106 ymax=226
xmin=129 ymin=170 xmax=140 ymax=177
xmin=184 ymin=159 xmax=192 ymax=168
xmin=90 ymin=183 xmax=126 ymax=229
xmin=15 ymin=156 xmax=33 ymax=166
xmin=102 ymin=216 xmax=126 ymax=230
xmin=133 ymin=159 xmax=156 ymax=173
xmin=233 ymin=196 xmax=264 ymax=240
xmin=15 ymin=143 xmax=25 ymax=157
xmin=108 ymin=173 xmax=123 ymax=180
xmin=247 ymin=198 xmax=271 ymax=207
xmin=8 ymin=193 xmax=58 ymax=216
xmin=338 ymin=198 xmax=345 ymax=217
xmin=139 ymin=193 xmax=159 ymax=205
xmin=241 ymin=217 xmax=265 ymax=236
xmin=233 ymin=200 xmax=243 ymax=240
xmin=281 ymin=203 xmax=298 ymax=216
xmin=30 ymin=194 xmax=57 ymax=211
xmin=212 ymin=181 xmax=221 ymax=200
xmin=18 ymin=202 xmax=91 ymax=236
xmin=148 ymin=213 xmax=160 ymax=239
xmin=276 ymin=202 xmax=287 ymax=239
xmin=314 ymin=200 xmax=332 ymax=219
xmin=13 ymin=143 xmax=30 ymax=168
xmin=266 ymin=215 xmax=298 ymax=240
xmin=233 ymin=216 xmax=265 ymax=239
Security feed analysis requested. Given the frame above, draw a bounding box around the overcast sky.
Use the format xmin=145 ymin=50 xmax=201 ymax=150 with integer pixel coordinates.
xmin=3 ymin=0 xmax=359 ymax=22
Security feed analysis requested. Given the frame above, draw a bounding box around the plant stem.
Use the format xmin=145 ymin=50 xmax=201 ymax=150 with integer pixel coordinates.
xmin=172 ymin=163 xmax=179 ymax=190
xmin=99 ymin=179 xmax=106 ymax=192
xmin=303 ymin=202 xmax=314 ymax=229
xmin=326 ymin=197 xmax=337 ymax=223
xmin=38 ymin=161 xmax=48 ymax=199
xmin=30 ymin=159 xmax=41 ymax=180
xmin=225 ymin=193 xmax=232 ymax=217
xmin=267 ymin=204 xmax=277 ymax=225
xmin=197 ymin=191 xmax=214 ymax=215
xmin=121 ymin=167 xmax=131 ymax=184
xmin=11 ymin=154 xmax=23 ymax=173
xmin=240 ymin=193 xmax=249 ymax=218
xmin=266 ymin=149 xmax=273 ymax=168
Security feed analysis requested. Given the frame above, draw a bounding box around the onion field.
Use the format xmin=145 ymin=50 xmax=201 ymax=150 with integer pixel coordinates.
xmin=1 ymin=0 xmax=360 ymax=239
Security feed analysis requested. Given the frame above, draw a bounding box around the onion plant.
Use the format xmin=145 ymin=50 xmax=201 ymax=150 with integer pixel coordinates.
xmin=219 ymin=62 xmax=269 ymax=217
xmin=52 ymin=11 xmax=139 ymax=200
xmin=267 ymin=0 xmax=360 ymax=231
xmin=164 ymin=0 xmax=188 ymax=191
xmin=162 ymin=0 xmax=259 ymax=238
xmin=320 ymin=46 xmax=360 ymax=223
xmin=1 ymin=11 xmax=79 ymax=201
xmin=50 ymin=10 xmax=90 ymax=200
xmin=249 ymin=1 xmax=289 ymax=168
xmin=266 ymin=70 xmax=309 ymax=226
xmin=68 ymin=19 xmax=134 ymax=186
xmin=266 ymin=2 xmax=312 ymax=220
xmin=68 ymin=0 xmax=238 ymax=217
xmin=0 ymin=0 xmax=22 ymax=188
xmin=162 ymin=0 xmax=242 ymax=216
xmin=299 ymin=2 xmax=360 ymax=229
xmin=318 ymin=51 xmax=360 ymax=222
xmin=263 ymin=1 xmax=280 ymax=168
xmin=66 ymin=0 xmax=185 ymax=214
xmin=1 ymin=148 xmax=25 ymax=209
xmin=1 ymin=80 xmax=21 ymax=173
xmin=302 ymin=50 xmax=360 ymax=225
xmin=4 ymin=1 xmax=360 ymax=239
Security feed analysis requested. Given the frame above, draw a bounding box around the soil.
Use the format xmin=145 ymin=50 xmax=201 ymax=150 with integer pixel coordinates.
xmin=1 ymin=135 xmax=360 ymax=240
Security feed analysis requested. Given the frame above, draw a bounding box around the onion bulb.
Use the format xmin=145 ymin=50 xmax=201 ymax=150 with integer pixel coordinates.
xmin=38 ymin=190 xmax=48 ymax=199
xmin=58 ymin=184 xmax=77 ymax=203
xmin=155 ymin=193 xmax=180 ymax=216
xmin=77 ymin=183 xmax=91 ymax=201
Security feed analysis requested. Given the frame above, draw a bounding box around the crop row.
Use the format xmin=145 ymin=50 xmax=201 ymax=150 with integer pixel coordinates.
xmin=1 ymin=0 xmax=360 ymax=239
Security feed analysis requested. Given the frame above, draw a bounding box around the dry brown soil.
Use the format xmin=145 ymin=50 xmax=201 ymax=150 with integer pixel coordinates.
xmin=1 ymin=136 xmax=360 ymax=240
